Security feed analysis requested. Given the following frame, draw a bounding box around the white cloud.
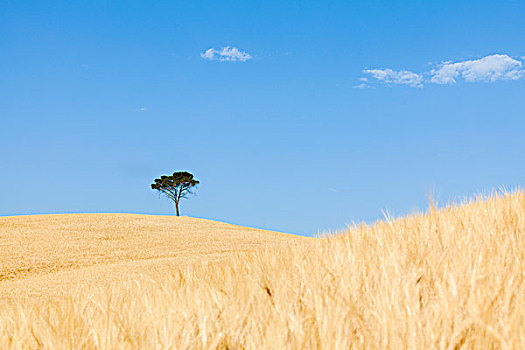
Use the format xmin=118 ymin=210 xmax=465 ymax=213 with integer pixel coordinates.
xmin=361 ymin=54 xmax=524 ymax=88
xmin=201 ymin=48 xmax=216 ymax=60
xmin=200 ymin=46 xmax=252 ymax=62
xmin=430 ymin=54 xmax=524 ymax=84
xmin=353 ymin=83 xmax=371 ymax=89
xmin=363 ymin=68 xmax=423 ymax=88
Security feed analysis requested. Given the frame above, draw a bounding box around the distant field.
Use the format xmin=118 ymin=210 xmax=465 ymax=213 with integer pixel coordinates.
xmin=0 ymin=214 xmax=303 ymax=300
xmin=0 ymin=192 xmax=524 ymax=349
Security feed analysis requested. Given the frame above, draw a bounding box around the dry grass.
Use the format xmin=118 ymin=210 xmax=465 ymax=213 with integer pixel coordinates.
xmin=0 ymin=214 xmax=300 ymax=300
xmin=0 ymin=191 xmax=524 ymax=349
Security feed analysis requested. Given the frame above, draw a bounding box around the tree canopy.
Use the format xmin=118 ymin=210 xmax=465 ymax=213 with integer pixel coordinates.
xmin=151 ymin=171 xmax=199 ymax=216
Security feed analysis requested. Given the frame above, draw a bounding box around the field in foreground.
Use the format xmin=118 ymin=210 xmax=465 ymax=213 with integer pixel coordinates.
xmin=1 ymin=191 xmax=524 ymax=349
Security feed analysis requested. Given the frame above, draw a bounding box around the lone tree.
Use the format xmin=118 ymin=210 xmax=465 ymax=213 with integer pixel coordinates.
xmin=151 ymin=171 xmax=199 ymax=216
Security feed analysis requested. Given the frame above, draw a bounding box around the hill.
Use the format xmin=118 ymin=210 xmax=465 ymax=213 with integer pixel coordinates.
xmin=0 ymin=191 xmax=524 ymax=349
xmin=0 ymin=214 xmax=303 ymax=300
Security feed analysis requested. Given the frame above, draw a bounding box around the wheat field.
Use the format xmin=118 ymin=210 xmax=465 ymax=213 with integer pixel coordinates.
xmin=0 ymin=191 xmax=524 ymax=349
xmin=0 ymin=214 xmax=301 ymax=301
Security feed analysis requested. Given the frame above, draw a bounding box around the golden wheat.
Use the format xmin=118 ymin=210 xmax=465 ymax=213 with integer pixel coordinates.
xmin=0 ymin=214 xmax=300 ymax=301
xmin=0 ymin=191 xmax=523 ymax=349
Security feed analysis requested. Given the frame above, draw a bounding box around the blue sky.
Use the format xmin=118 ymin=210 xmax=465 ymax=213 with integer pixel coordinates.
xmin=1 ymin=0 xmax=524 ymax=236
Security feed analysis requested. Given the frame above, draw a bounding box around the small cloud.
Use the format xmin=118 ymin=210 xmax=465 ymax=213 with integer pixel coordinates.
xmin=363 ymin=68 xmax=423 ymax=88
xmin=359 ymin=54 xmax=524 ymax=88
xmin=139 ymin=107 xmax=147 ymax=112
xmin=430 ymin=54 xmax=524 ymax=84
xmin=200 ymin=46 xmax=252 ymax=62
xmin=359 ymin=77 xmax=369 ymax=82
xmin=201 ymin=48 xmax=216 ymax=60
xmin=327 ymin=187 xmax=339 ymax=193
xmin=353 ymin=83 xmax=371 ymax=89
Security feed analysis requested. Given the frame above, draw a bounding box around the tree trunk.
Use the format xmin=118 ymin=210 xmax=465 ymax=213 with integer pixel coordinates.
xmin=175 ymin=201 xmax=180 ymax=216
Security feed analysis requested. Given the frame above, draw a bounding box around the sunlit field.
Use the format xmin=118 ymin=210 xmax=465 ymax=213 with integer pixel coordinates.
xmin=0 ymin=191 xmax=523 ymax=349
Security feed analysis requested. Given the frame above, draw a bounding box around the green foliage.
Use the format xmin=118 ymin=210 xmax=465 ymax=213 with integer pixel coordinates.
xmin=151 ymin=171 xmax=199 ymax=216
